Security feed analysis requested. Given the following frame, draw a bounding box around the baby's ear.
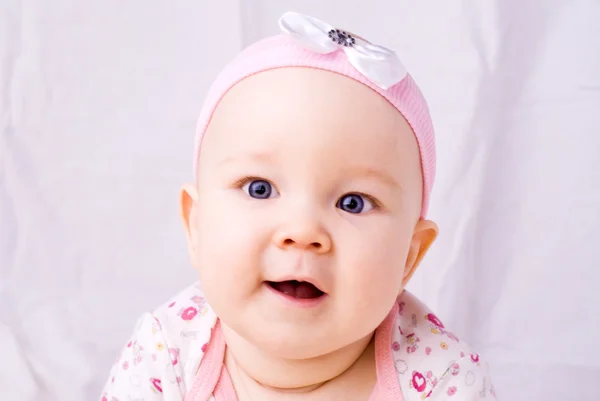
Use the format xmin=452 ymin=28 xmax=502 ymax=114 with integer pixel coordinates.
xmin=180 ymin=184 xmax=200 ymax=267
xmin=402 ymin=219 xmax=439 ymax=287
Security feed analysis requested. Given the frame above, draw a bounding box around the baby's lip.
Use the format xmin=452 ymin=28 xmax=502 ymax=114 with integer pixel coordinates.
xmin=265 ymin=275 xmax=327 ymax=294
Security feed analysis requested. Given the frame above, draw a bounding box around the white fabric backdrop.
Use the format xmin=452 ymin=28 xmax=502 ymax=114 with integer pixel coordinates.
xmin=1 ymin=1 xmax=599 ymax=400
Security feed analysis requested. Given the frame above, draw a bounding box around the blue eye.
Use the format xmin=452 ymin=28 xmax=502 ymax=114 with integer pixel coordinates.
xmin=336 ymin=194 xmax=375 ymax=214
xmin=242 ymin=179 xmax=276 ymax=199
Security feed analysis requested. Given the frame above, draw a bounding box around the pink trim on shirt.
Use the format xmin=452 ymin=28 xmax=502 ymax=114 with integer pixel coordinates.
xmin=214 ymin=365 xmax=238 ymax=401
xmin=369 ymin=301 xmax=403 ymax=401
xmin=186 ymin=302 xmax=403 ymax=401
xmin=184 ymin=322 xmax=227 ymax=401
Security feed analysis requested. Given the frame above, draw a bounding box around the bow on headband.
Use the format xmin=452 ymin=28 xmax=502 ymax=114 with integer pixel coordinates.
xmin=278 ymin=12 xmax=408 ymax=90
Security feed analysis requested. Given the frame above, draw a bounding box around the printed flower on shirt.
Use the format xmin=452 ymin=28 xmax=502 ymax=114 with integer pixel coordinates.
xmin=150 ymin=378 xmax=163 ymax=393
xmin=191 ymin=295 xmax=205 ymax=305
xmin=132 ymin=342 xmax=144 ymax=365
xmin=426 ymin=313 xmax=445 ymax=328
xmin=427 ymin=313 xmax=460 ymax=343
xmin=449 ymin=362 xmax=460 ymax=375
xmin=447 ymin=386 xmax=457 ymax=396
xmin=180 ymin=306 xmax=198 ymax=321
xmin=411 ymin=371 xmax=427 ymax=392
xmin=406 ymin=333 xmax=420 ymax=353
xmin=169 ymin=347 xmax=180 ymax=365
xmin=410 ymin=370 xmax=439 ymax=397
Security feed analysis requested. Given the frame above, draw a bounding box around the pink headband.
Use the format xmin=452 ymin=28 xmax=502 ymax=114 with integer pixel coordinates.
xmin=193 ymin=12 xmax=436 ymax=217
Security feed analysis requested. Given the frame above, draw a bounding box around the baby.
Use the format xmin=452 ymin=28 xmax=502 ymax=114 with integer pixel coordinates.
xmin=100 ymin=11 xmax=495 ymax=401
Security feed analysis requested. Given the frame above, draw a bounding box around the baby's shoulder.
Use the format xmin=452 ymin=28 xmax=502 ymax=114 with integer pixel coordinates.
xmin=148 ymin=282 xmax=217 ymax=386
xmin=101 ymin=283 xmax=217 ymax=398
xmin=392 ymin=291 xmax=496 ymax=399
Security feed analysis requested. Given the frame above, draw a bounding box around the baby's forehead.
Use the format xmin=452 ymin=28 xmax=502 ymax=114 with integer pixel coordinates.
xmin=207 ymin=68 xmax=410 ymax=143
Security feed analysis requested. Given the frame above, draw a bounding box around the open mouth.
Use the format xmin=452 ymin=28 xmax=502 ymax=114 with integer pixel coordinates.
xmin=267 ymin=280 xmax=325 ymax=299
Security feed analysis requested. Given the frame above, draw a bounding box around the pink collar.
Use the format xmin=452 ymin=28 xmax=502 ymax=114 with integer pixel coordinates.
xmin=185 ymin=302 xmax=403 ymax=401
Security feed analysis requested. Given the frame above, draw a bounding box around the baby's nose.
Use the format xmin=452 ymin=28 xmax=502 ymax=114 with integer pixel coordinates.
xmin=272 ymin=221 xmax=332 ymax=254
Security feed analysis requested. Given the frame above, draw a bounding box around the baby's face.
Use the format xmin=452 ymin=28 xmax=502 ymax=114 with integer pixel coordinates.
xmin=183 ymin=68 xmax=435 ymax=359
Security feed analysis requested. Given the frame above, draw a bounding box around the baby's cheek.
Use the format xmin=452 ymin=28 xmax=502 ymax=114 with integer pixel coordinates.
xmin=360 ymin=259 xmax=403 ymax=301
xmin=196 ymin=199 xmax=267 ymax=280
xmin=345 ymin=239 xmax=406 ymax=306
xmin=198 ymin=194 xmax=253 ymax=241
xmin=335 ymin=260 xmax=401 ymax=340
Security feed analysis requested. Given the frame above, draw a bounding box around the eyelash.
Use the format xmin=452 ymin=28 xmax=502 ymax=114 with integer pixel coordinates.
xmin=232 ymin=176 xmax=275 ymax=191
xmin=351 ymin=192 xmax=382 ymax=210
xmin=232 ymin=177 xmax=382 ymax=211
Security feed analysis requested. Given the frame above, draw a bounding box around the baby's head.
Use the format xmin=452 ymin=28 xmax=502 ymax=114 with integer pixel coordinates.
xmin=181 ymin=12 xmax=438 ymax=387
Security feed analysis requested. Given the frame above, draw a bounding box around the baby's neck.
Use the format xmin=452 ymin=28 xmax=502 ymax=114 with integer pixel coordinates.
xmin=222 ymin=324 xmax=377 ymax=400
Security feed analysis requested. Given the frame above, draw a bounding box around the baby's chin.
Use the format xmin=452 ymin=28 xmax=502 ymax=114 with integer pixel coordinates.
xmin=259 ymin=332 xmax=345 ymax=361
xmin=227 ymin=314 xmax=374 ymax=361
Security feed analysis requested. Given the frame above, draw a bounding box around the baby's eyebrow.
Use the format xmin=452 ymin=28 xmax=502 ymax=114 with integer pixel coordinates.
xmin=347 ymin=167 xmax=402 ymax=190
xmin=217 ymin=152 xmax=276 ymax=167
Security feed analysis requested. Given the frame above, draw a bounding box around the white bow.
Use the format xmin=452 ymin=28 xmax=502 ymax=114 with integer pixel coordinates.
xmin=278 ymin=12 xmax=407 ymax=90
